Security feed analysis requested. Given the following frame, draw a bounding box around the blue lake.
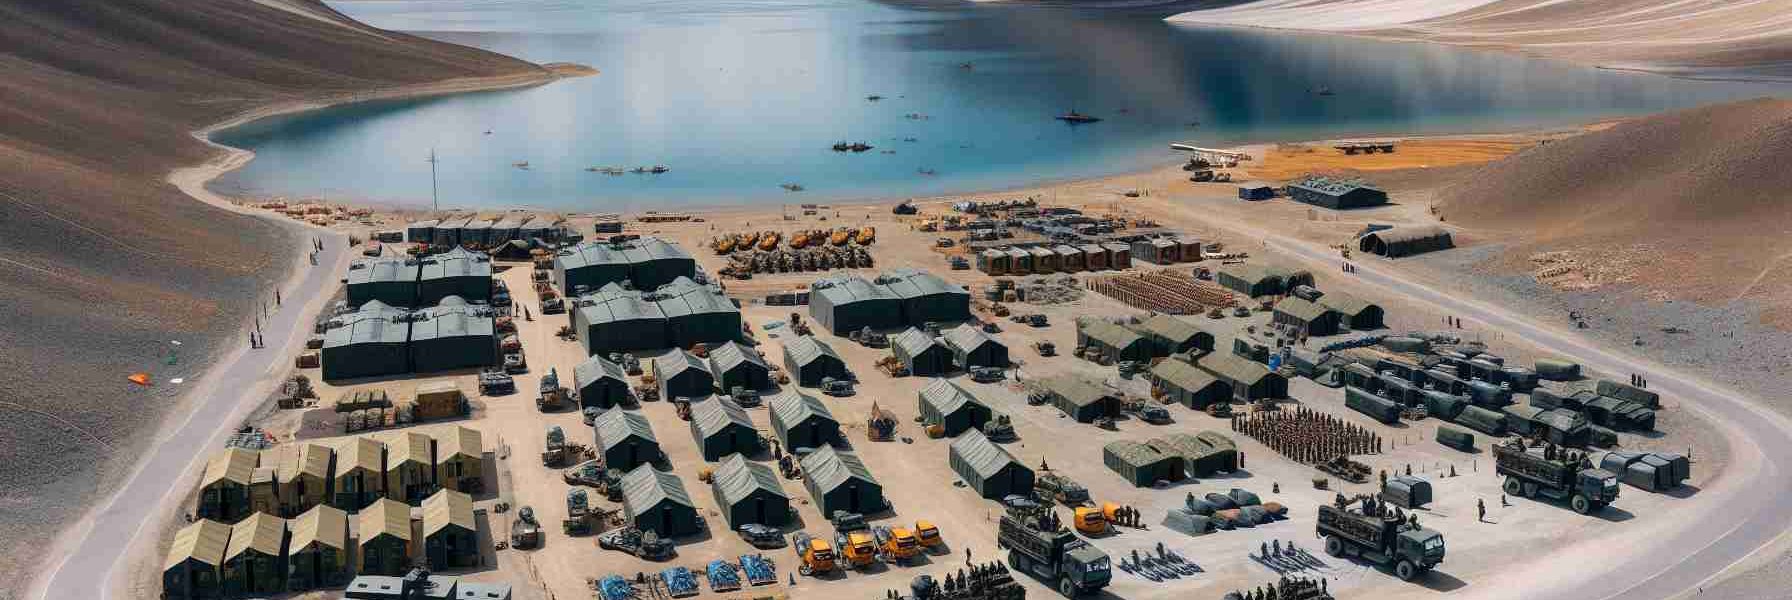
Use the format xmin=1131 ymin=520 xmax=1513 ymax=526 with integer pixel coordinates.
xmin=209 ymin=0 xmax=1788 ymax=210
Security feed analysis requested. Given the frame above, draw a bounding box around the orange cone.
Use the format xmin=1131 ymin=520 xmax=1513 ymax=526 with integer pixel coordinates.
xmin=128 ymin=373 xmax=151 ymax=386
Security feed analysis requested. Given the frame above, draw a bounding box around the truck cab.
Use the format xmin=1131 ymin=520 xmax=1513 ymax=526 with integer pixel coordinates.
xmin=877 ymin=526 xmax=921 ymax=564
xmin=914 ymin=520 xmax=943 ymax=549
xmin=1577 ymin=469 xmax=1621 ymax=510
xmin=1073 ymin=507 xmax=1107 ymax=535
xmin=835 ymin=531 xmax=878 ymax=569
xmin=791 ymin=533 xmax=836 ymax=575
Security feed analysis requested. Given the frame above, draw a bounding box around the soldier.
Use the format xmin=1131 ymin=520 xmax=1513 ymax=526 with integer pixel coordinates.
xmin=966 ymin=546 xmax=972 ymax=565
xmin=1271 ymin=539 xmax=1281 ymax=556
xmin=1478 ymin=498 xmax=1486 ymax=522
xmin=1260 ymin=541 xmax=1269 ymax=558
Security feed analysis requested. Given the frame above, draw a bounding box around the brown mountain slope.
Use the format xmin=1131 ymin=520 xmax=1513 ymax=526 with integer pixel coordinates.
xmin=0 ymin=0 xmax=552 ymax=591
xmin=1436 ymin=98 xmax=1792 ymax=321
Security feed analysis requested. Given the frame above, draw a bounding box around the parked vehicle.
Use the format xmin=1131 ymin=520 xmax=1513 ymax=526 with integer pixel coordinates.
xmin=1317 ymin=496 xmax=1444 ymax=581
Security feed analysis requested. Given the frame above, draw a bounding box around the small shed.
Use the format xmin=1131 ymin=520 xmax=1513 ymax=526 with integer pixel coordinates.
xmin=1075 ymin=319 xmax=1151 ymax=363
xmin=892 ymin=327 xmax=954 ymax=376
xmin=782 ymin=336 xmax=849 ymax=387
xmin=163 ymin=519 xmax=229 ymax=600
xmin=198 ymin=447 xmax=258 ymax=523
xmin=949 ymin=430 xmax=1034 ymax=499
xmin=1358 ymin=225 xmax=1453 ymax=258
xmin=654 ymin=350 xmax=715 ymax=400
xmin=1272 ymin=297 xmax=1341 ymax=337
xmin=1132 ymin=314 xmax=1214 ymax=356
xmin=708 ymin=341 xmax=771 ymax=392
xmin=356 ymin=498 xmax=413 ymax=576
xmin=574 ymin=353 xmax=631 ymax=410
xmin=1079 ymin=243 xmax=1109 ymax=271
xmin=1027 ymin=246 xmax=1059 ymax=274
xmin=1149 ymin=359 xmax=1231 ymax=409
xmin=1102 ymin=242 xmax=1131 ymax=269
xmin=332 ymin=437 xmax=384 ymax=512
xmin=222 ymin=512 xmax=287 ymax=596
xmin=422 ymin=489 xmax=478 ymax=570
xmin=286 ymin=505 xmax=350 ymax=590
xmin=1041 ymin=376 xmax=1122 ymax=422
xmin=1103 ymin=441 xmax=1186 ymax=487
xmin=622 ymin=466 xmax=702 ymax=537
xmin=917 ymin=378 xmax=993 ymax=437
xmin=412 ymin=381 xmax=466 ymax=420
xmin=416 ymin=247 xmax=493 ymax=305
xmin=1053 ymin=245 xmax=1085 ymax=272
xmin=768 ymin=390 xmax=841 ymax=450
xmin=1380 ymin=476 xmax=1432 ymax=509
xmin=433 ymin=426 xmax=483 ymax=494
xmin=977 ymin=249 xmax=1010 ymax=275
xmin=383 ymin=431 xmax=436 ymax=504
xmin=1006 ymin=247 xmax=1033 ymax=275
xmin=709 ymin=454 xmax=790 ymax=528
xmin=689 ymin=396 xmax=760 ymax=461
xmin=1132 ymin=237 xmax=1181 ymax=265
xmin=593 ymin=409 xmax=661 ymax=472
xmin=800 ymin=446 xmax=885 ymax=515
xmin=942 ymin=323 xmax=1009 ymax=369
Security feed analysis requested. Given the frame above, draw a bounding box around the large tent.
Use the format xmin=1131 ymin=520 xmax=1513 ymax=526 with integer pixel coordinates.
xmin=621 ymin=466 xmax=700 ymax=537
xmin=554 ymin=237 xmax=696 ymax=295
xmin=689 ymin=396 xmax=760 ymax=461
xmin=656 ymin=277 xmax=742 ymax=349
xmin=800 ymin=446 xmax=885 ymax=515
xmin=1358 ymin=225 xmax=1453 ymax=258
xmin=1041 ymin=376 xmax=1122 ymax=422
xmin=708 ymin=341 xmax=771 ymax=392
xmin=768 ymin=390 xmax=840 ymax=450
xmin=417 ymin=247 xmax=493 ymax=305
xmin=782 ymin=336 xmax=848 ymax=387
xmin=892 ymin=327 xmax=954 ymax=376
xmin=808 ymin=274 xmax=903 ymax=333
xmin=878 ymin=269 xmax=972 ymax=325
xmin=1272 ymin=297 xmax=1342 ymax=337
xmin=1149 ymin=359 xmax=1232 ymax=409
xmin=321 ymin=300 xmax=411 ymax=381
xmin=222 ymin=513 xmax=287 ymax=596
xmin=917 ymin=378 xmax=993 ymax=437
xmin=286 ymin=505 xmax=349 ymax=590
xmin=1103 ymin=441 xmax=1186 ymax=487
xmin=346 ymin=257 xmax=419 ymax=309
xmin=593 ymin=409 xmax=661 ymax=472
xmin=574 ymin=354 xmax=631 ymax=409
xmin=654 ymin=350 xmax=715 ymax=400
xmin=1197 ymin=352 xmax=1287 ymax=401
xmin=948 ymin=430 xmax=1033 ymax=499
xmin=1131 ymin=314 xmax=1214 ymax=356
xmin=571 ymin=289 xmax=669 ymax=356
xmin=709 ymin=454 xmax=790 ymax=528
xmin=1317 ymin=291 xmax=1385 ymax=331
xmin=356 ymin=499 xmax=412 ymax=576
xmin=1152 ymin=432 xmax=1238 ymax=477
xmin=331 ymin=437 xmax=383 ymax=511
xmin=1075 ymin=319 xmax=1151 ymax=363
xmin=422 ymin=489 xmax=478 ymax=570
xmin=162 ymin=519 xmax=229 ymax=600
xmin=408 ymin=296 xmax=498 ymax=373
xmin=942 ymin=324 xmax=1008 ymax=369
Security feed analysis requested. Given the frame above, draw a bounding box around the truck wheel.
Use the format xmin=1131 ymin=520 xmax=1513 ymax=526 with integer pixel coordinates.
xmin=1324 ymin=535 xmax=1345 ymax=558
xmin=1571 ymin=494 xmax=1592 ymax=515
xmin=799 ymin=564 xmax=813 ymax=576
xmin=1008 ymin=551 xmax=1022 ymax=572
xmin=1395 ymin=560 xmax=1418 ymax=581
xmin=1058 ymin=577 xmax=1078 ymax=598
xmin=1521 ymin=482 xmax=1539 ymax=498
xmin=1502 ymin=477 xmax=1522 ymax=496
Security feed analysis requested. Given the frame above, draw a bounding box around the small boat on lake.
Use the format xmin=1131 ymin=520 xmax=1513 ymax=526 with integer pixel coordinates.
xmin=1056 ymin=110 xmax=1101 ymax=124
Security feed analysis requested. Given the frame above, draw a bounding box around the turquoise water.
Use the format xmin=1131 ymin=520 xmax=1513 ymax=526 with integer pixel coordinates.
xmin=210 ymin=0 xmax=1787 ymax=210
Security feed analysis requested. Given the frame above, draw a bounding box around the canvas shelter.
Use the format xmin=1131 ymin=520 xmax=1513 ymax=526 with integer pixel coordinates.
xmin=222 ymin=512 xmax=287 ymax=596
xmin=1075 ymin=319 xmax=1151 ymax=363
xmin=977 ymin=249 xmax=1010 ymax=275
xmin=768 ymin=390 xmax=840 ymax=450
xmin=163 ymin=519 xmax=230 ymax=600
xmin=892 ymin=327 xmax=954 ymax=376
xmin=917 ymin=378 xmax=993 ymax=437
xmin=654 ymin=350 xmax=715 ymax=400
xmin=1381 ymin=476 xmax=1432 ymax=509
xmin=1132 ymin=314 xmax=1214 ymax=356
xmin=1103 ymin=441 xmax=1186 ymax=487
xmin=356 ymin=498 xmax=413 ymax=576
xmin=273 ymin=443 xmax=333 ymax=517
xmin=656 ymin=277 xmax=742 ymax=349
xmin=417 ymin=247 xmax=492 ymax=305
xmin=1149 ymin=360 xmax=1231 ymax=409
xmin=689 ymin=396 xmax=760 ymax=461
xmin=1152 ymin=432 xmax=1239 ymax=477
xmin=782 ymin=336 xmax=848 ymax=387
xmin=571 ymin=289 xmax=669 ymax=356
xmin=433 ymin=426 xmax=483 ymax=494
xmin=708 ymin=341 xmax=771 ymax=391
xmin=198 ymin=448 xmax=258 ymax=523
xmin=1273 ymin=297 xmax=1342 ymax=337
xmin=808 ymin=274 xmax=903 ymax=333
xmin=286 ymin=505 xmax=350 ymax=589
xmin=322 ymin=300 xmax=412 ymax=380
xmin=800 ymin=446 xmax=885 ymax=515
xmin=383 ymin=431 xmax=437 ymax=504
xmin=408 ymin=296 xmax=498 ymax=373
xmin=943 ymin=323 xmax=1009 ymax=368
xmin=709 ymin=454 xmax=790 ymax=528
xmin=878 ymin=269 xmax=973 ymax=325
xmin=592 ymin=409 xmax=661 ymax=472
xmin=1287 ymin=177 xmax=1388 ymax=209
xmin=1197 ymin=352 xmax=1288 ymax=401
xmin=422 ymin=489 xmax=477 ymax=570
xmin=949 ymin=430 xmax=1033 ymax=499
xmin=1358 ymin=225 xmax=1453 ymax=258
xmin=346 ymin=257 xmax=419 ymax=309
xmin=1040 ymin=376 xmax=1122 ymax=422
xmin=621 ymin=466 xmax=700 ymax=537
xmin=332 ymin=437 xmax=383 ymax=511
xmin=1317 ymin=291 xmax=1384 ymax=330
xmin=574 ymin=353 xmax=631 ymax=409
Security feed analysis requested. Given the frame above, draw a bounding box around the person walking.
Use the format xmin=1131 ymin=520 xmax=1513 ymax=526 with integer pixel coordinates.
xmin=1477 ymin=498 xmax=1487 ymax=522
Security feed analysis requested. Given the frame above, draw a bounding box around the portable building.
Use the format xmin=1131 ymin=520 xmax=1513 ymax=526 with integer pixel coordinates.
xmin=572 ymin=289 xmax=669 ymax=356
xmin=1358 ymin=225 xmax=1453 ymax=258
xmin=412 ymin=381 xmax=466 ymax=420
xmin=1149 ymin=359 xmax=1231 ymax=409
xmin=574 ymin=353 xmax=631 ymax=409
xmin=416 ymin=247 xmax=493 ymax=305
xmin=621 ymin=466 xmax=701 ymax=537
xmin=1026 ymin=246 xmax=1059 ymax=274
xmin=1006 ymin=247 xmax=1034 ymax=275
xmin=198 ymin=448 xmax=258 ymax=523
xmin=322 ymin=300 xmax=412 ymax=381
xmin=977 ymin=249 xmax=1010 ymax=275
xmin=347 ymin=257 xmax=419 ymax=309
xmin=1381 ymin=476 xmax=1432 ymax=509
xmin=1153 ymin=432 xmax=1239 ymax=477
xmin=163 ymin=519 xmax=229 ymax=600
xmin=405 ymin=220 xmax=439 ymax=245
xmin=384 ymin=432 xmax=436 ymax=504
xmin=286 ymin=505 xmax=350 ymax=589
xmin=1454 ymin=405 xmax=1508 ymax=436
xmin=768 ymin=390 xmax=841 ymax=450
xmin=273 ymin=443 xmax=333 ymax=517
xmin=1317 ymin=291 xmax=1384 ymax=331
xmin=408 ymin=296 xmax=497 ymax=373
xmin=949 ymin=430 xmax=1033 ymax=499
xmin=1102 ymin=242 xmax=1132 ymax=269
xmin=1041 ymin=376 xmax=1122 ymax=422
xmin=689 ymin=396 xmax=760 ymax=461
xmin=892 ymin=327 xmax=954 ymax=376
xmin=422 ymin=489 xmax=478 ymax=570
xmin=654 ymin=350 xmax=715 ymax=400
xmin=782 ymin=336 xmax=849 ymax=387
xmin=708 ymin=341 xmax=771 ymax=392
xmin=1345 ymin=387 xmax=1402 ymax=424
xmin=808 ymin=275 xmax=903 ymax=333
xmin=222 ymin=512 xmax=287 ymax=596
xmin=356 ymin=499 xmax=413 ymax=576
xmin=1272 ymin=297 xmax=1342 ymax=337
xmin=1176 ymin=237 xmax=1203 ymax=261
xmin=1197 ymin=352 xmax=1288 ymax=401
xmin=1079 ymin=243 xmax=1109 ymax=271
xmin=917 ymin=378 xmax=993 ymax=437
xmin=593 ymin=409 xmax=661 ymax=472
xmin=1597 ymin=379 xmax=1660 ymax=409
xmin=458 ymin=219 xmax=494 ymax=248
xmin=657 ymin=277 xmax=742 ymax=349
xmin=800 ymin=446 xmax=885 ymax=515
xmin=710 ymin=454 xmax=790 ymax=528
xmin=1286 ymin=177 xmax=1388 ymax=209
xmin=1132 ymin=238 xmax=1181 ymax=265
xmin=433 ymin=426 xmax=483 ymax=494
xmin=878 ymin=269 xmax=972 ymax=325
xmin=1076 ymin=319 xmax=1151 ymax=363
xmin=942 ymin=324 xmax=1009 ymax=369
xmin=332 ymin=437 xmax=384 ymax=512
xmin=1103 ymin=441 xmax=1186 ymax=487
xmin=1051 ymin=244 xmax=1084 ymax=272
xmin=1132 ymin=314 xmax=1214 ymax=356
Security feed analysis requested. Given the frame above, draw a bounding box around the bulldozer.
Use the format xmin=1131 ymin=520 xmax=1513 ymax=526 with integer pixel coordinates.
xmin=867 ymin=402 xmax=898 ymax=441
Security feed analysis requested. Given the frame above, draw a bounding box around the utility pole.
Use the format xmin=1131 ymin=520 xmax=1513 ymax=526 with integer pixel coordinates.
xmin=427 ymin=148 xmax=440 ymax=211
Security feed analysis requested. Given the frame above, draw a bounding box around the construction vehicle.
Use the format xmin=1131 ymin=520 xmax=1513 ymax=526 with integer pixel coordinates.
xmin=536 ymin=367 xmax=568 ymax=410
xmin=598 ymin=527 xmax=676 ymax=561
xmin=542 ymin=426 xmax=568 ymax=466
xmin=792 ymin=533 xmax=838 ymax=576
xmin=737 ymin=524 xmax=785 ymax=549
xmin=1493 ymin=438 xmax=1618 ymax=514
xmin=1317 ymin=495 xmax=1444 ymax=581
xmin=1071 ymin=507 xmax=1107 ymax=535
xmin=867 ymin=402 xmax=898 ymax=441
xmin=877 ymin=356 xmax=911 ymax=378
xmin=835 ymin=530 xmax=879 ymax=570
xmin=857 ymin=226 xmax=877 ymax=245
xmin=1034 ymin=470 xmax=1091 ymax=507
xmin=981 ymin=414 xmax=1016 ymax=442
xmin=914 ymin=520 xmax=943 ymax=550
xmin=510 ymin=506 xmax=542 ymax=549
xmin=997 ymin=504 xmax=1112 ymax=597
xmin=875 ymin=525 xmax=923 ymax=565
xmin=1033 ymin=341 xmax=1056 ymax=357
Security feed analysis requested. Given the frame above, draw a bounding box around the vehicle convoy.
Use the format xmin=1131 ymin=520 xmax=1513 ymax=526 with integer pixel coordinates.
xmin=792 ymin=532 xmax=838 ymax=575
xmin=1494 ymin=438 xmax=1619 ymax=514
xmin=1316 ymin=495 xmax=1444 ymax=581
xmin=998 ymin=504 xmax=1111 ymax=597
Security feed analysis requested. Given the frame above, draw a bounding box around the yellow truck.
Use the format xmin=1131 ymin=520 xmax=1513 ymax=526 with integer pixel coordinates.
xmin=914 ymin=520 xmax=943 ymax=550
xmin=791 ymin=533 xmax=837 ymax=576
xmin=874 ymin=526 xmax=921 ymax=565
xmin=1073 ymin=506 xmax=1108 ymax=535
xmin=834 ymin=531 xmax=878 ymax=569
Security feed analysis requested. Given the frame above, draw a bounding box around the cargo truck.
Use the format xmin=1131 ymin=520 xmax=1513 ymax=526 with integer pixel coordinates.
xmin=997 ymin=506 xmax=1111 ymax=597
xmin=1316 ymin=497 xmax=1444 ymax=581
xmin=1493 ymin=439 xmax=1618 ymax=514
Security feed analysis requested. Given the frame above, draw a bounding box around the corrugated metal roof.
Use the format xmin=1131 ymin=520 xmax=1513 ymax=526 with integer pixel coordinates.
xmin=435 ymin=426 xmax=482 ymax=464
xmin=768 ymin=390 xmax=835 ymax=429
xmin=1275 ymin=297 xmax=1332 ymax=322
xmin=576 ymin=290 xmax=667 ymax=325
xmin=359 ymin=498 xmax=412 ymax=542
xmin=892 ymin=327 xmax=942 ymax=357
xmin=811 ymin=274 xmax=900 ymax=306
xmin=422 ymin=489 xmax=475 ymax=536
xmin=335 ymin=437 xmax=383 ymax=476
xmin=942 ymin=324 xmax=998 ymax=354
xmin=708 ymin=341 xmax=765 ymax=373
xmin=419 ymin=247 xmax=493 ymax=281
xmin=800 ymin=446 xmax=876 ymax=493
xmin=594 ymin=409 xmax=657 ymax=451
xmin=874 ymin=269 xmax=966 ymax=300
xmin=289 ymin=505 xmax=348 ymax=551
xmin=225 ymin=512 xmax=286 ymax=561
xmin=1043 ymin=376 xmax=1115 ymax=408
xmin=202 ymin=447 xmax=259 ymax=488
xmin=1077 ymin=319 xmax=1143 ymax=348
xmin=556 ymin=241 xmax=629 ymax=270
xmin=410 ymin=297 xmax=494 ymax=341
xmin=1198 ymin=352 xmax=1274 ymax=386
xmin=1136 ymin=314 xmax=1207 ymax=344
xmin=164 ymin=519 xmax=231 ymax=569
xmin=622 ymin=465 xmax=694 ymax=511
xmin=1317 ymin=291 xmax=1377 ymax=318
xmin=691 ymin=396 xmax=755 ymax=440
xmin=324 ymin=301 xmax=411 ymax=348
xmin=1151 ymin=359 xmax=1220 ymax=391
xmin=654 ymin=350 xmax=711 ymax=380
xmin=950 ymin=430 xmax=1017 ymax=478
xmin=347 ymin=257 xmax=418 ymax=286
xmin=386 ymin=431 xmax=433 ymax=468
xmin=919 ymin=378 xmax=982 ymax=416
xmin=782 ymin=336 xmax=841 ymax=368
xmin=574 ymin=354 xmax=628 ymax=390
xmin=711 ymin=454 xmax=784 ymax=506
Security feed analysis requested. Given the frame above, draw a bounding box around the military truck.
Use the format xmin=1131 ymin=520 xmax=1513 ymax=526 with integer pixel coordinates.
xmin=792 ymin=532 xmax=838 ymax=575
xmin=1493 ymin=438 xmax=1618 ymax=514
xmin=1316 ymin=496 xmax=1444 ymax=581
xmin=875 ymin=525 xmax=922 ymax=565
xmin=542 ymin=425 xmax=568 ymax=466
xmin=598 ymin=527 xmax=676 ymax=561
xmin=510 ymin=506 xmax=542 ymax=549
xmin=1034 ymin=471 xmax=1091 ymax=507
xmin=997 ymin=505 xmax=1111 ymax=597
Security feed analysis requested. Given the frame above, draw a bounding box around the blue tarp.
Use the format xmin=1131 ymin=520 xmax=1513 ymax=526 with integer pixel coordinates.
xmin=600 ymin=575 xmax=633 ymax=600
xmin=707 ymin=560 xmax=742 ymax=592
xmin=662 ymin=567 xmax=698 ymax=598
xmin=740 ymin=554 xmax=777 ymax=586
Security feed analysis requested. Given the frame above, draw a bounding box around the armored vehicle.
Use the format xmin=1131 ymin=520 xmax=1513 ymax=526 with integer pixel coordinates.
xmin=1034 ymin=471 xmax=1091 ymax=507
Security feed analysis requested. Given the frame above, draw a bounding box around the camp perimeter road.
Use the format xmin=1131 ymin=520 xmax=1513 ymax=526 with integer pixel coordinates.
xmin=32 ymin=231 xmax=349 ymax=600
xmin=1255 ymin=228 xmax=1792 ymax=600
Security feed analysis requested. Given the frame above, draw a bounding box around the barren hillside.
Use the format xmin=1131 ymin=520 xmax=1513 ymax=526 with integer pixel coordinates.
xmin=1433 ymin=98 xmax=1792 ymax=322
xmin=0 ymin=0 xmax=548 ymax=592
